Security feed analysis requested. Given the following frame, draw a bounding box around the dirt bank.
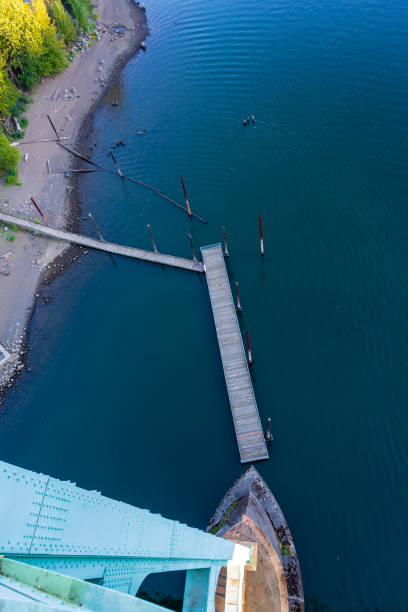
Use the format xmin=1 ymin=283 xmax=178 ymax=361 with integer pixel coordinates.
xmin=0 ymin=0 xmax=147 ymax=396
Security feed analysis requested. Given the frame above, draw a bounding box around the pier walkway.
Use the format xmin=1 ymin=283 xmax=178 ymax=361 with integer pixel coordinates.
xmin=201 ymin=244 xmax=268 ymax=463
xmin=1 ymin=212 xmax=268 ymax=462
xmin=0 ymin=212 xmax=204 ymax=272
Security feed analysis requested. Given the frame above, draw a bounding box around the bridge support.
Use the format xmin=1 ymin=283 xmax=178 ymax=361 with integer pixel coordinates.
xmin=0 ymin=459 xmax=250 ymax=610
xmin=183 ymin=566 xmax=220 ymax=612
xmin=0 ymin=557 xmax=172 ymax=610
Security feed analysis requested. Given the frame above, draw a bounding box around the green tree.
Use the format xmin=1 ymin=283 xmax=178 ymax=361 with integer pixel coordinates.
xmin=0 ymin=133 xmax=20 ymax=183
xmin=63 ymin=0 xmax=93 ymax=31
xmin=0 ymin=54 xmax=18 ymax=118
xmin=47 ymin=0 xmax=76 ymax=45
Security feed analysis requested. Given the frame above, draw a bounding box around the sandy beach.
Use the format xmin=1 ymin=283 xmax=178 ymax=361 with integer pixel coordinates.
xmin=0 ymin=0 xmax=147 ymax=396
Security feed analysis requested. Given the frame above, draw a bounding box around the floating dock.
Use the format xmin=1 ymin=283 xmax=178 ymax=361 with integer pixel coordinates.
xmin=0 ymin=213 xmax=204 ymax=273
xmin=1 ymin=213 xmax=268 ymax=462
xmin=201 ymin=244 xmax=268 ymax=463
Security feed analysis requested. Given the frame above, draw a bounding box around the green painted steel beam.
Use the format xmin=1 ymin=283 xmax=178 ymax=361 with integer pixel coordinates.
xmin=0 ymin=459 xmax=249 ymax=611
xmin=0 ymin=558 xmax=170 ymax=611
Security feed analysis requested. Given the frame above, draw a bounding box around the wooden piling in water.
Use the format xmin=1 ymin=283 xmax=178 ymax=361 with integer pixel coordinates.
xmin=180 ymin=176 xmax=192 ymax=217
xmin=88 ymin=212 xmax=116 ymax=267
xmin=235 ymin=281 xmax=242 ymax=312
xmin=109 ymin=149 xmax=123 ymax=177
xmin=246 ymin=331 xmax=253 ymax=365
xmin=259 ymin=215 xmax=264 ymax=255
xmin=188 ymin=233 xmax=197 ymax=261
xmin=265 ymin=417 xmax=273 ymax=443
xmin=88 ymin=213 xmax=104 ymax=241
xmin=222 ymin=226 xmax=229 ymax=257
xmin=147 ymin=224 xmax=158 ymax=253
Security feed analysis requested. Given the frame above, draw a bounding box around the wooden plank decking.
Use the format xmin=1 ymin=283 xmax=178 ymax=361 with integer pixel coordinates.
xmin=201 ymin=244 xmax=268 ymax=463
xmin=2 ymin=212 xmax=268 ymax=462
xmin=0 ymin=213 xmax=204 ymax=273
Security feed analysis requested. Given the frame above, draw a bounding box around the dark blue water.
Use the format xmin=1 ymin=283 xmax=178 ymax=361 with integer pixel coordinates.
xmin=1 ymin=0 xmax=408 ymax=609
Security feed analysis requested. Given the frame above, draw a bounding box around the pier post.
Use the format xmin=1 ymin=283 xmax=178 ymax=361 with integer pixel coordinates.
xmin=30 ymin=197 xmax=48 ymax=225
xmin=265 ymin=417 xmax=273 ymax=443
xmin=109 ymin=149 xmax=123 ymax=177
xmin=246 ymin=331 xmax=253 ymax=366
xmin=222 ymin=226 xmax=229 ymax=257
xmin=180 ymin=176 xmax=192 ymax=217
xmin=188 ymin=233 xmax=197 ymax=261
xmin=235 ymin=281 xmax=242 ymax=312
xmin=88 ymin=213 xmax=104 ymax=241
xmin=147 ymin=224 xmax=158 ymax=253
xmin=259 ymin=215 xmax=264 ymax=255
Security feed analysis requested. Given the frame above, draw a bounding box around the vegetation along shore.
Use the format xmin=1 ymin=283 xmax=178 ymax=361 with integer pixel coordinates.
xmin=0 ymin=0 xmax=147 ymax=397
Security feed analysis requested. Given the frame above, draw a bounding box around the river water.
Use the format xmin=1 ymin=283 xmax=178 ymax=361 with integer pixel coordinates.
xmin=1 ymin=0 xmax=408 ymax=609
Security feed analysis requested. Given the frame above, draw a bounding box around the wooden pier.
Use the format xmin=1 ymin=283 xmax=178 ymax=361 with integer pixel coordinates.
xmin=1 ymin=212 xmax=269 ymax=462
xmin=201 ymin=244 xmax=268 ymax=463
xmin=0 ymin=213 xmax=204 ymax=273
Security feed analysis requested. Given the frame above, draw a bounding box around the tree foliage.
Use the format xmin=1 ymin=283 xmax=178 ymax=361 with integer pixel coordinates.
xmin=0 ymin=0 xmax=94 ymax=182
xmin=0 ymin=0 xmax=44 ymax=59
xmin=0 ymin=0 xmax=93 ymax=104
xmin=0 ymin=0 xmax=68 ymax=88
xmin=0 ymin=133 xmax=20 ymax=183
xmin=63 ymin=0 xmax=93 ymax=31
xmin=47 ymin=0 xmax=76 ymax=45
xmin=0 ymin=53 xmax=17 ymax=116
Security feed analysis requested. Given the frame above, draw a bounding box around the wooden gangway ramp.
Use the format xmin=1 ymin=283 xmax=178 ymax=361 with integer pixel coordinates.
xmin=201 ymin=244 xmax=269 ymax=463
xmin=0 ymin=213 xmax=204 ymax=273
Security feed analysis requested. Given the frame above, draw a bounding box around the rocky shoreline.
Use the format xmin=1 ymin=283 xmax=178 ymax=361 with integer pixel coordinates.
xmin=0 ymin=0 xmax=148 ymax=400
